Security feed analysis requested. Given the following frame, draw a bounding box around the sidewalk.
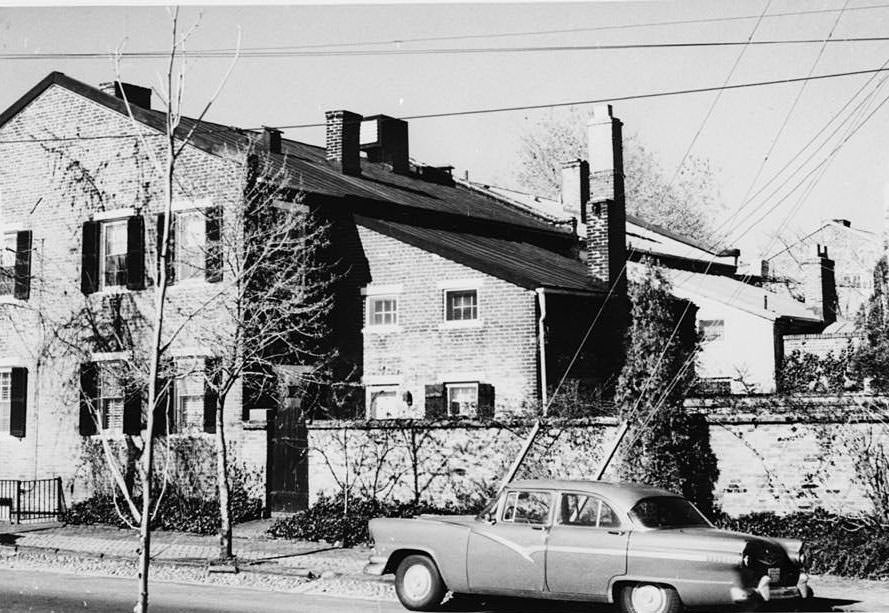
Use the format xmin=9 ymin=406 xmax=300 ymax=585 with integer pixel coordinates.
xmin=1 ymin=521 xmax=889 ymax=610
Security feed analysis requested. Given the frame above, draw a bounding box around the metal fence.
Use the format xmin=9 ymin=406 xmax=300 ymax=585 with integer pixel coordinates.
xmin=0 ymin=478 xmax=64 ymax=523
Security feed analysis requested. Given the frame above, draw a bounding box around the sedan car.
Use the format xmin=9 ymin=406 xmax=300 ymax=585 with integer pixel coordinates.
xmin=365 ymin=479 xmax=812 ymax=612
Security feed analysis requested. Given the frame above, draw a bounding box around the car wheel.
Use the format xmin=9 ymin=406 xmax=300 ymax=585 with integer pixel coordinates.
xmin=620 ymin=583 xmax=683 ymax=613
xmin=394 ymin=554 xmax=447 ymax=611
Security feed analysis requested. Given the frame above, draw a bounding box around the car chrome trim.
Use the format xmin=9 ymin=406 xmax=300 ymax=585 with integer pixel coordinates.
xmin=628 ymin=550 xmax=738 ymax=564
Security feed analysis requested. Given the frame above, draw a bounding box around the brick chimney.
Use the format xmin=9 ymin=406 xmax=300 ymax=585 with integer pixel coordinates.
xmin=560 ymin=159 xmax=589 ymax=217
xmin=360 ymin=115 xmax=409 ymax=173
xmin=262 ymin=126 xmax=282 ymax=155
xmin=801 ymin=244 xmax=838 ymax=324
xmin=584 ymin=104 xmax=626 ymax=294
xmin=325 ymin=110 xmax=362 ymax=176
xmin=99 ymin=81 xmax=152 ymax=110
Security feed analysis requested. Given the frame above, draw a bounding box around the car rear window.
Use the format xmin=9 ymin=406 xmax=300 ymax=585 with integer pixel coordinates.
xmin=629 ymin=496 xmax=711 ymax=528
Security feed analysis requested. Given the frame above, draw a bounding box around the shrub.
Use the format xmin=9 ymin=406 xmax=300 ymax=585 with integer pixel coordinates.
xmin=266 ymin=493 xmax=482 ymax=547
xmin=714 ymin=509 xmax=889 ymax=580
xmin=63 ymin=479 xmax=262 ymax=535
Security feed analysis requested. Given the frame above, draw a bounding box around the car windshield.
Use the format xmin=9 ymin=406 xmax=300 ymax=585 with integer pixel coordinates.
xmin=629 ymin=496 xmax=711 ymax=529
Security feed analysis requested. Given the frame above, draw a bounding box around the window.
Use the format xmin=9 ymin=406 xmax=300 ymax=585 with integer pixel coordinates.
xmin=445 ymin=289 xmax=477 ymax=321
xmin=446 ymin=383 xmax=477 ymax=417
xmin=699 ymin=319 xmax=725 ymax=342
xmin=101 ymin=220 xmax=128 ymax=289
xmin=97 ymin=364 xmax=124 ymax=431
xmin=0 ymin=233 xmax=16 ymax=295
xmin=368 ymin=297 xmax=398 ymax=327
xmin=0 ymin=371 xmax=9 ymax=433
xmin=502 ymin=491 xmax=551 ymax=525
xmin=175 ymin=359 xmax=205 ymax=431
xmin=560 ymin=494 xmax=621 ymax=528
xmin=175 ymin=210 xmax=206 ymax=282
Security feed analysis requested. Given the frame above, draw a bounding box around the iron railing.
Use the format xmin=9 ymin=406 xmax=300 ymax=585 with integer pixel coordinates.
xmin=0 ymin=477 xmax=64 ymax=523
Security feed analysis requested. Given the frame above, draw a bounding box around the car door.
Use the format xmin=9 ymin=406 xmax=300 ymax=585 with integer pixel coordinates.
xmin=467 ymin=489 xmax=552 ymax=594
xmin=545 ymin=492 xmax=628 ymax=599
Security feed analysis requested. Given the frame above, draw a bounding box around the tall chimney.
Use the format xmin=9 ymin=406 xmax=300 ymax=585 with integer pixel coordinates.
xmin=560 ymin=159 xmax=589 ymax=218
xmin=325 ymin=110 xmax=362 ymax=176
xmin=360 ymin=115 xmax=409 ymax=173
xmin=801 ymin=244 xmax=838 ymax=324
xmin=99 ymin=81 xmax=152 ymax=110
xmin=584 ymin=104 xmax=626 ymax=294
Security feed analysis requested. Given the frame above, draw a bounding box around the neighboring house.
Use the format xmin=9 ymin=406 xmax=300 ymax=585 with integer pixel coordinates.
xmin=0 ymin=72 xmax=630 ymax=508
xmin=461 ymin=114 xmax=830 ymax=393
xmin=766 ymin=219 xmax=882 ymax=322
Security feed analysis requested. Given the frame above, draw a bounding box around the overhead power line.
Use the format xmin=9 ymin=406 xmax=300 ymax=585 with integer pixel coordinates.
xmin=5 ymin=65 xmax=889 ymax=145
xmin=6 ymin=36 xmax=889 ymax=61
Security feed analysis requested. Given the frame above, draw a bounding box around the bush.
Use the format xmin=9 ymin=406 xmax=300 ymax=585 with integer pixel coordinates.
xmin=266 ymin=493 xmax=482 ymax=547
xmin=714 ymin=509 xmax=889 ymax=580
xmin=63 ymin=481 xmax=263 ymax=535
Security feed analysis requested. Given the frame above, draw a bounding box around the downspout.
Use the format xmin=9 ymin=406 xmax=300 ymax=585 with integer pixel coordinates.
xmin=535 ymin=288 xmax=548 ymax=411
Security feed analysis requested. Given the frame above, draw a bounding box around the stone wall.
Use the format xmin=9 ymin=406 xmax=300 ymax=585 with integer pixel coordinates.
xmin=306 ymin=395 xmax=889 ymax=517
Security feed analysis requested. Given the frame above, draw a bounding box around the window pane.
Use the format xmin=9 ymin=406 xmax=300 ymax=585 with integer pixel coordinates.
xmin=370 ymin=297 xmax=397 ymax=326
xmin=699 ymin=319 xmax=725 ymax=341
xmin=446 ymin=290 xmax=477 ymax=321
xmin=102 ymin=221 xmax=128 ymax=288
xmin=98 ymin=364 xmax=124 ymax=431
xmin=0 ymin=234 xmax=15 ymax=296
xmin=447 ymin=384 xmax=477 ymax=417
xmin=176 ymin=211 xmax=205 ymax=281
xmin=369 ymin=388 xmax=399 ymax=419
xmin=0 ymin=371 xmax=9 ymax=432
xmin=560 ymin=494 xmax=599 ymax=526
xmin=597 ymin=501 xmax=620 ymax=528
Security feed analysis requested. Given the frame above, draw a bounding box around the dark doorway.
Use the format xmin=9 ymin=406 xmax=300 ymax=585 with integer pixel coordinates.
xmin=267 ymin=369 xmax=310 ymax=513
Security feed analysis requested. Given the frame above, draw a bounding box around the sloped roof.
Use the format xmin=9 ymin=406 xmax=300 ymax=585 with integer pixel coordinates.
xmin=1 ymin=72 xmax=566 ymax=237
xmin=644 ymin=264 xmax=821 ymax=322
xmin=357 ymin=215 xmax=607 ymax=293
xmin=767 ymin=219 xmax=880 ymax=260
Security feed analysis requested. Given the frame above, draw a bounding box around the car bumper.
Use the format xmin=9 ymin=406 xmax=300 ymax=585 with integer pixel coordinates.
xmin=363 ymin=554 xmax=389 ymax=576
xmin=730 ymin=573 xmax=812 ymax=603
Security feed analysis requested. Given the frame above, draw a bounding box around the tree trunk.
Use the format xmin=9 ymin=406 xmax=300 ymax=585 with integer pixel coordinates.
xmin=215 ymin=396 xmax=233 ymax=561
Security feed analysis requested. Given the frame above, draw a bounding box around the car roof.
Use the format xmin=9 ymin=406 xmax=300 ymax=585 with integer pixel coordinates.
xmin=508 ymin=479 xmax=680 ymax=508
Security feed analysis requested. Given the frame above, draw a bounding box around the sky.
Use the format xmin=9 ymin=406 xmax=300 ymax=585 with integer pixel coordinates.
xmin=2 ymin=1 xmax=889 ymax=261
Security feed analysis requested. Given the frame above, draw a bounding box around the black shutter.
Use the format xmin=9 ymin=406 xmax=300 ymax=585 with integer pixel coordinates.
xmin=126 ymin=215 xmax=145 ymax=290
xmin=203 ymin=357 xmax=220 ymax=433
xmin=81 ymin=221 xmax=100 ymax=295
xmin=123 ymin=382 xmax=143 ymax=435
xmin=13 ymin=231 xmax=32 ymax=301
xmin=156 ymin=213 xmax=176 ymax=285
xmin=477 ymin=383 xmax=495 ymax=420
xmin=424 ymin=384 xmax=445 ymax=419
xmin=205 ymin=206 xmax=223 ymax=283
xmin=153 ymin=376 xmax=175 ymax=437
xmin=9 ymin=367 xmax=27 ymax=438
xmin=79 ymin=363 xmax=98 ymax=436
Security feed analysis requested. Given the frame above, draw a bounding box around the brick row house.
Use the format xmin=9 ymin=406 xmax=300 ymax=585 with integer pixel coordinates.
xmin=0 ymin=72 xmax=628 ymax=509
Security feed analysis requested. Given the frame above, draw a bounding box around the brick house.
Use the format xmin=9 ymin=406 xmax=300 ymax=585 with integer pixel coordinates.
xmin=0 ymin=72 xmax=627 ymax=509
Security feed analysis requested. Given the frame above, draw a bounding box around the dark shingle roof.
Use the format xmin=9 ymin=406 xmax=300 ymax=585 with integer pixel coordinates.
xmin=356 ymin=215 xmax=606 ymax=293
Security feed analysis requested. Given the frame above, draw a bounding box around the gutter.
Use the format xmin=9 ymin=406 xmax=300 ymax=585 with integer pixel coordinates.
xmin=536 ymin=288 xmax=548 ymax=409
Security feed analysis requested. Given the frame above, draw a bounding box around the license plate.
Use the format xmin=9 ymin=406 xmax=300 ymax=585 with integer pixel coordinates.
xmin=768 ymin=567 xmax=781 ymax=583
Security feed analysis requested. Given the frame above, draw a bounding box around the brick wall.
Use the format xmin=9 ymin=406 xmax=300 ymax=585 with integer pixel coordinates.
xmin=306 ymin=395 xmax=889 ymax=516
xmin=783 ymin=332 xmax=860 ymax=358
xmin=356 ymin=225 xmax=539 ymax=417
xmin=0 ymin=83 xmax=267 ymax=500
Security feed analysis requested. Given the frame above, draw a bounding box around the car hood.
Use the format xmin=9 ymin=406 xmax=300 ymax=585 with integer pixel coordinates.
xmin=417 ymin=514 xmax=478 ymax=526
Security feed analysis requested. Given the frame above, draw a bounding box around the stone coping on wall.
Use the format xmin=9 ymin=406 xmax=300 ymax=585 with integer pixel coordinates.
xmin=304 ymin=416 xmax=619 ymax=430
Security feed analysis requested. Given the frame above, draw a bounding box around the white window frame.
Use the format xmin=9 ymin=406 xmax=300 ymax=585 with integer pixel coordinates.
xmin=445 ymin=381 xmax=478 ymax=417
xmin=362 ymin=284 xmax=403 ymax=334
xmin=0 ymin=369 xmax=11 ymax=434
xmin=174 ymin=209 xmax=207 ymax=284
xmin=174 ymin=356 xmax=205 ymax=432
xmin=99 ymin=218 xmax=129 ymax=291
xmin=96 ymin=361 xmax=125 ymax=431
xmin=441 ymin=288 xmax=483 ymax=329
xmin=699 ymin=319 xmax=725 ymax=342
xmin=0 ymin=232 xmax=16 ymax=297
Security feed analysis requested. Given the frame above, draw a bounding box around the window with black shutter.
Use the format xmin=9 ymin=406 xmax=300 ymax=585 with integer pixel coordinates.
xmin=79 ymin=363 xmax=98 ymax=436
xmin=155 ymin=213 xmax=176 ymax=285
xmin=122 ymin=382 xmax=143 ymax=436
xmin=126 ymin=215 xmax=145 ymax=290
xmin=204 ymin=206 xmax=223 ymax=283
xmin=153 ymin=375 xmax=173 ymax=437
xmin=9 ymin=367 xmax=27 ymax=438
xmin=477 ymin=383 xmax=495 ymax=420
xmin=14 ymin=230 xmax=32 ymax=301
xmin=424 ymin=384 xmax=445 ymax=419
xmin=80 ymin=221 xmax=100 ymax=295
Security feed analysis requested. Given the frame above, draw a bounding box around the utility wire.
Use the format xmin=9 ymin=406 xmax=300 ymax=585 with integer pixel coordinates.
xmin=6 ymin=36 xmax=889 ymax=61
xmin=6 ymin=64 xmax=889 ymax=145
